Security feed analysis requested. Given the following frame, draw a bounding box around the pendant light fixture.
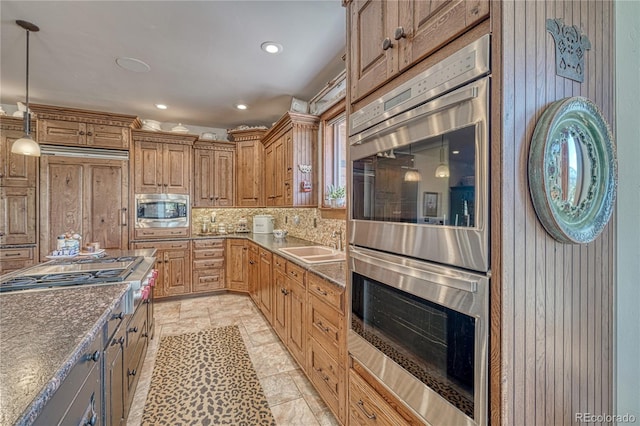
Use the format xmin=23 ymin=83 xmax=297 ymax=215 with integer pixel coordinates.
xmin=435 ymin=136 xmax=450 ymax=178
xmin=403 ymin=143 xmax=422 ymax=182
xmin=11 ymin=20 xmax=40 ymax=157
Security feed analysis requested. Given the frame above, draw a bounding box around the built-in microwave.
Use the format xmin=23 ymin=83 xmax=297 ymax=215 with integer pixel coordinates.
xmin=135 ymin=194 xmax=189 ymax=228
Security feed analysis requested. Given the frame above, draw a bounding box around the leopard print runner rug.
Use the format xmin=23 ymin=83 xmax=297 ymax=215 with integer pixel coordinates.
xmin=141 ymin=326 xmax=276 ymax=425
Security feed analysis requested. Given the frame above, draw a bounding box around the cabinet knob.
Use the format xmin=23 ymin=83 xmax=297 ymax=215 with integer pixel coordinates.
xmin=87 ymin=131 xmax=93 ymax=136
xmin=394 ymin=26 xmax=406 ymax=40
xmin=89 ymin=350 xmax=100 ymax=362
xmin=79 ymin=130 xmax=85 ymax=136
xmin=163 ymin=183 xmax=168 ymax=187
xmin=157 ymin=183 xmax=162 ymax=187
xmin=111 ymin=311 xmax=125 ymax=320
xmin=382 ymin=37 xmax=393 ymax=50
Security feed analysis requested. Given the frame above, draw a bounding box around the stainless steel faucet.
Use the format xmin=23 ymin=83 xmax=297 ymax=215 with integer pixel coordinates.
xmin=331 ymin=229 xmax=343 ymax=251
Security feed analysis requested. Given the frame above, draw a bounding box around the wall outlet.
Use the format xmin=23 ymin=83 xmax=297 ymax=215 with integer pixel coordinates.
xmin=313 ymin=218 xmax=317 ymax=228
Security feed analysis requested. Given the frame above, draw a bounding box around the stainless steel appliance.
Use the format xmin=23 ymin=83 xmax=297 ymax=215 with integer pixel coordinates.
xmin=348 ymin=35 xmax=492 ymax=426
xmin=135 ymin=193 xmax=189 ymax=228
xmin=349 ymin=247 xmax=488 ymax=426
xmin=0 ymin=255 xmax=156 ymax=315
xmin=349 ymin=34 xmax=490 ymax=273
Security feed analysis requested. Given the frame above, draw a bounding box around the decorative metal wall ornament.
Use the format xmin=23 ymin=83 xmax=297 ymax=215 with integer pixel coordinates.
xmin=546 ymin=18 xmax=591 ymax=82
xmin=528 ymin=97 xmax=617 ymax=244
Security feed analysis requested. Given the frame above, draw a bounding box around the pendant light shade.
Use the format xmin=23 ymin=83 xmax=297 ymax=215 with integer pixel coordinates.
xmin=11 ymin=20 xmax=40 ymax=157
xmin=403 ymin=169 xmax=422 ymax=182
xmin=435 ymin=136 xmax=449 ymax=178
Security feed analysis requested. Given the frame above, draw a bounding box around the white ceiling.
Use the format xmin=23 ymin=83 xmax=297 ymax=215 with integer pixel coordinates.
xmin=0 ymin=1 xmax=346 ymax=130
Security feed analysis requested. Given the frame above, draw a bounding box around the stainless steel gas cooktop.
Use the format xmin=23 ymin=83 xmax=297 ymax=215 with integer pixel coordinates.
xmin=0 ymin=256 xmax=144 ymax=293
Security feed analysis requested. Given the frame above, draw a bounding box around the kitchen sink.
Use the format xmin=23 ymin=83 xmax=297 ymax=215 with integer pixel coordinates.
xmin=278 ymin=246 xmax=345 ymax=264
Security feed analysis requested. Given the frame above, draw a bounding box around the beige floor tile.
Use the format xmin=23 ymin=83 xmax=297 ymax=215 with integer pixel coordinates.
xmin=270 ymin=398 xmax=321 ymax=426
xmin=260 ymin=371 xmax=303 ymax=406
xmin=246 ymin=326 xmax=281 ymax=347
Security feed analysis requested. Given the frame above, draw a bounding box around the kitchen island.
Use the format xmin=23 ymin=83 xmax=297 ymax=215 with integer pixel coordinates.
xmin=0 ymin=283 xmax=129 ymax=425
xmin=0 ymin=249 xmax=156 ymax=426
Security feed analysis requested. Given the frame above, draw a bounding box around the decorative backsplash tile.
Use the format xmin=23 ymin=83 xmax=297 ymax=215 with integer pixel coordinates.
xmin=192 ymin=207 xmax=346 ymax=249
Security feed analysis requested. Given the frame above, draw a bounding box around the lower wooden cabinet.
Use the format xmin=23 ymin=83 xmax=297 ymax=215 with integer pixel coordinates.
xmin=258 ymin=248 xmax=274 ymax=323
xmin=0 ymin=186 xmax=37 ymax=246
xmin=0 ymin=246 xmax=36 ymax=275
xmin=248 ymin=241 xmax=260 ymax=304
xmin=192 ymin=239 xmax=225 ymax=293
xmin=226 ymin=238 xmax=248 ymax=292
xmin=349 ymin=360 xmax=425 ymax=426
xmin=131 ymin=240 xmax=191 ymax=298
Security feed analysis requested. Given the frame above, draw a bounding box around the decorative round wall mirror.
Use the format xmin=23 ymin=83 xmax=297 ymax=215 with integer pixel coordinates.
xmin=528 ymin=96 xmax=617 ymax=244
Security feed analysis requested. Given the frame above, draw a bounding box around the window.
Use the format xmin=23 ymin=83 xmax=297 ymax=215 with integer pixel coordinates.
xmin=321 ymin=101 xmax=347 ymax=209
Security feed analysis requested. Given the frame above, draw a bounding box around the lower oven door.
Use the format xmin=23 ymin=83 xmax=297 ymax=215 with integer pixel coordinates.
xmin=348 ymin=246 xmax=489 ymax=426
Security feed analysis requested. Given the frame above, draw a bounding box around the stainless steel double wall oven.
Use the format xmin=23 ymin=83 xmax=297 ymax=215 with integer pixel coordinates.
xmin=348 ymin=35 xmax=491 ymax=426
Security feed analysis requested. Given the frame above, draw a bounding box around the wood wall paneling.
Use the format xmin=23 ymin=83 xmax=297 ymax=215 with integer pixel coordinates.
xmin=499 ymin=1 xmax=615 ymax=424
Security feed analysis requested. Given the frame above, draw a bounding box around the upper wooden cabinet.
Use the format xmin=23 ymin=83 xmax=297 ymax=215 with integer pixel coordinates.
xmin=30 ymin=104 xmax=138 ymax=150
xmin=347 ymin=0 xmax=489 ymax=103
xmin=228 ymin=128 xmax=267 ymax=207
xmin=262 ymin=112 xmax=319 ymax=207
xmin=193 ymin=141 xmax=235 ymax=207
xmin=0 ymin=117 xmax=38 ymax=188
xmin=132 ymin=130 xmax=196 ymax=195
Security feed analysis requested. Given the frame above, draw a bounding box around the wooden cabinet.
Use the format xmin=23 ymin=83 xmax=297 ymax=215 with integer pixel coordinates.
xmin=39 ymin=156 xmax=128 ymax=260
xmin=347 ymin=0 xmax=489 ymax=103
xmin=273 ymin=255 xmax=288 ymax=340
xmin=1 ymin=117 xmax=37 ymax=188
xmin=228 ymin=128 xmax=267 ymax=207
xmin=0 ymin=246 xmax=36 ymax=275
xmin=124 ymin=302 xmax=148 ymax=419
xmin=247 ymin=241 xmax=260 ymax=304
xmin=132 ymin=240 xmax=191 ymax=298
xmin=0 ymin=187 xmax=36 ymax=246
xmin=349 ymin=359 xmax=425 ymax=425
xmin=262 ymin=112 xmax=319 ymax=207
xmin=193 ymin=142 xmax=235 ymax=207
xmin=0 ymin=117 xmax=38 ymax=268
xmin=30 ymin=104 xmax=138 ymax=149
xmin=191 ymin=239 xmax=225 ymax=293
xmin=226 ymin=238 xmax=248 ymax=292
xmin=307 ymin=272 xmax=347 ymax=424
xmin=132 ymin=130 xmax=196 ymax=195
xmin=258 ymin=247 xmax=274 ymax=323
xmin=105 ymin=318 xmax=126 ymax=426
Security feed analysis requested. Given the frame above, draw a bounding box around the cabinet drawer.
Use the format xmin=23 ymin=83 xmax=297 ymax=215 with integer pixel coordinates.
xmin=193 ymin=258 xmax=224 ymax=270
xmin=193 ymin=239 xmax=224 ymax=249
xmin=134 ymin=227 xmax=189 ymax=239
xmin=193 ymin=248 xmax=224 ymax=260
xmin=286 ymin=261 xmax=305 ymax=286
xmin=349 ymin=369 xmax=412 ymax=426
xmin=308 ymin=338 xmax=345 ymax=422
xmin=0 ymin=247 xmax=33 ymax=260
xmin=273 ymin=254 xmax=286 ymax=272
xmin=308 ymin=273 xmax=344 ymax=313
xmin=133 ymin=240 xmax=189 ymax=251
xmin=192 ymin=269 xmax=225 ymax=292
xmin=308 ymin=294 xmax=344 ymax=363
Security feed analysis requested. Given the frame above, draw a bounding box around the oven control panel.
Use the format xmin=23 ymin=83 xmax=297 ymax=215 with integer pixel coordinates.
xmin=350 ymin=34 xmax=490 ymax=136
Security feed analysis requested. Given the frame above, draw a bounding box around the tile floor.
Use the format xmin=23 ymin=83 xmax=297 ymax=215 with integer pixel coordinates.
xmin=126 ymin=292 xmax=340 ymax=426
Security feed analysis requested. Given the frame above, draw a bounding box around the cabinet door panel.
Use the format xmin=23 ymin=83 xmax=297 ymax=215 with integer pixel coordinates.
xmin=0 ymin=187 xmax=36 ymax=245
xmin=163 ymin=144 xmax=190 ymax=194
xmin=236 ymin=140 xmax=263 ymax=206
xmin=273 ymin=140 xmax=285 ymax=205
xmin=165 ymin=249 xmax=191 ymax=295
xmin=273 ymin=268 xmax=287 ymax=340
xmin=87 ymin=164 xmax=128 ymax=251
xmin=194 ymin=149 xmax=214 ymax=207
xmin=37 ymin=119 xmax=86 ymax=145
xmin=88 ymin=124 xmax=129 ymax=149
xmin=288 ymin=280 xmax=306 ymax=368
xmin=134 ymin=142 xmax=163 ymax=193
xmin=1 ymin=129 xmax=37 ymax=187
xmin=214 ymin=151 xmax=235 ymax=207
xmin=226 ymin=239 xmax=248 ymax=291
xmin=264 ymin=145 xmax=276 ymax=206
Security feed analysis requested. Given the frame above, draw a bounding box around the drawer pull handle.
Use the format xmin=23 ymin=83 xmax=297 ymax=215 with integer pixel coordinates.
xmin=111 ymin=312 xmax=125 ymax=320
xmin=314 ymin=367 xmax=330 ymax=382
xmin=315 ymin=286 xmax=328 ymax=296
xmin=316 ymin=321 xmax=330 ymax=333
xmin=290 ymin=271 xmax=297 ymax=277
xmin=357 ymin=400 xmax=377 ymax=420
xmin=111 ymin=336 xmax=125 ymax=346
xmin=128 ymin=369 xmax=137 ymax=376
xmin=129 ymin=326 xmax=139 ymax=333
xmin=89 ymin=351 xmax=100 ymax=362
xmin=4 ymin=253 xmax=21 ymax=257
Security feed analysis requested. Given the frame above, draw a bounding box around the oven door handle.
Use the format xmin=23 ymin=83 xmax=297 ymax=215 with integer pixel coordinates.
xmin=350 ymin=84 xmax=479 ymax=146
xmin=349 ymin=246 xmax=479 ymax=293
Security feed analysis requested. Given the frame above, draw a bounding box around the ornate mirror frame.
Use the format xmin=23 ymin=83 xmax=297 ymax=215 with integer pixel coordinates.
xmin=528 ymin=96 xmax=617 ymax=244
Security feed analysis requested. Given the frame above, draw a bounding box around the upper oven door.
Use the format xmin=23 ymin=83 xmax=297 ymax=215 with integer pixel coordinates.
xmin=349 ymin=77 xmax=489 ymax=272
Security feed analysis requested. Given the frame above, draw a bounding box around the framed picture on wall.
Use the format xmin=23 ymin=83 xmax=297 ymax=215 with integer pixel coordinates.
xmin=423 ymin=192 xmax=439 ymax=217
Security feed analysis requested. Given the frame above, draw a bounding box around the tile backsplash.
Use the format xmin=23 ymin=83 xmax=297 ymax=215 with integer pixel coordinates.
xmin=192 ymin=207 xmax=346 ymax=249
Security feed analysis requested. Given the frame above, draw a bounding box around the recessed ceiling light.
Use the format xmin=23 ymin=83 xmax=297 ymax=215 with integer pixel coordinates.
xmin=115 ymin=57 xmax=150 ymax=73
xmin=452 ymin=150 xmax=460 ymax=154
xmin=236 ymin=104 xmax=248 ymax=110
xmin=155 ymin=104 xmax=168 ymax=110
xmin=261 ymin=41 xmax=283 ymax=54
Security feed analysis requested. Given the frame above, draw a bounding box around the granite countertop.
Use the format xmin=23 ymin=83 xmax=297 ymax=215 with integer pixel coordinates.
xmin=0 ymin=283 xmax=130 ymax=426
